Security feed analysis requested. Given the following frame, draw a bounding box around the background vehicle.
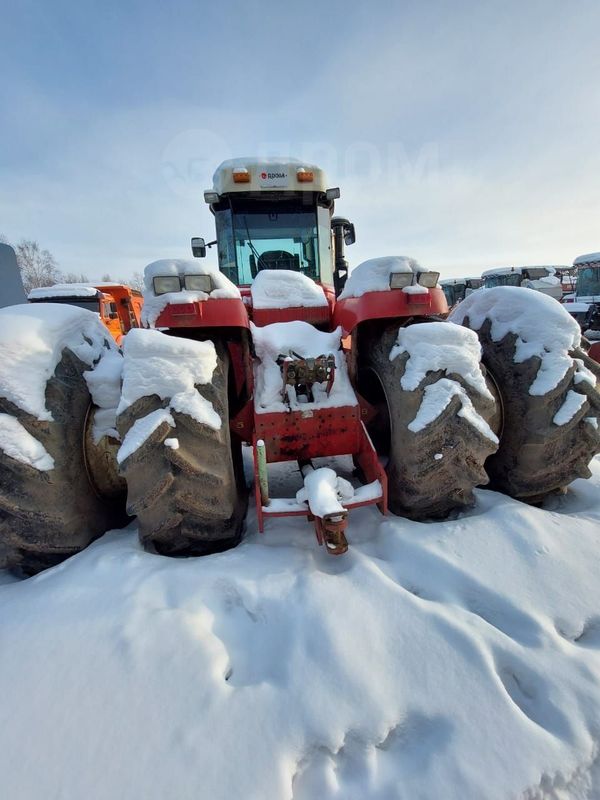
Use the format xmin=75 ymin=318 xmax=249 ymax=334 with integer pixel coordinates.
xmin=28 ymin=283 xmax=143 ymax=344
xmin=440 ymin=276 xmax=483 ymax=308
xmin=481 ymin=266 xmax=564 ymax=300
xmin=0 ymin=244 xmax=27 ymax=308
xmin=1 ymin=158 xmax=598 ymax=573
xmin=563 ymin=252 xmax=600 ymax=361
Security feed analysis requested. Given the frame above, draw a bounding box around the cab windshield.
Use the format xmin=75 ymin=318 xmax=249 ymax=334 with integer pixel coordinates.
xmin=483 ymin=273 xmax=522 ymax=288
xmin=576 ymin=266 xmax=600 ymax=297
xmin=214 ymin=200 xmax=332 ymax=286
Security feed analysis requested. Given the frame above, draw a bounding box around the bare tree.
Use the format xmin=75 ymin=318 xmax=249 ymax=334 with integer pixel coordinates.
xmin=15 ymin=240 xmax=61 ymax=295
xmin=101 ymin=273 xmax=112 ymax=282
xmin=61 ymin=271 xmax=89 ymax=284
xmin=128 ymin=271 xmax=144 ymax=291
xmin=115 ymin=272 xmax=144 ymax=291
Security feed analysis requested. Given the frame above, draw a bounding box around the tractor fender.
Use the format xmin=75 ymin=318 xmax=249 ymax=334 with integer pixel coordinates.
xmin=588 ymin=340 xmax=600 ymax=364
xmin=333 ymin=287 xmax=448 ymax=336
xmin=154 ymin=296 xmax=250 ymax=330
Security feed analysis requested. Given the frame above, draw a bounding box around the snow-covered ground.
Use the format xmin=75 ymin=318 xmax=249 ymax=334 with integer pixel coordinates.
xmin=1 ymin=455 xmax=600 ymax=800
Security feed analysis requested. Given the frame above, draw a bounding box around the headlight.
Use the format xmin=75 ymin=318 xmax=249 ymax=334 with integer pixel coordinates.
xmin=153 ymin=276 xmax=181 ymax=295
xmin=184 ymin=274 xmax=212 ymax=292
xmin=417 ymin=271 xmax=440 ymax=288
xmin=389 ymin=272 xmax=414 ymax=289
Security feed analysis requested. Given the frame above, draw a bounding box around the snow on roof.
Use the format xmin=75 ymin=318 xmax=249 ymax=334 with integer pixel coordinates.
xmin=0 ymin=303 xmax=117 ymax=420
xmin=573 ymin=252 xmax=600 ymax=266
xmin=439 ymin=277 xmax=481 ymax=285
xmin=339 ymin=256 xmax=428 ymax=300
xmin=449 ymin=286 xmax=581 ymax=396
xmin=250 ymin=270 xmax=328 ymax=310
xmin=28 ymin=284 xmax=100 ymax=299
xmin=251 ymin=321 xmax=355 ymax=413
xmin=481 ymin=266 xmax=561 ymax=278
xmin=2 ymin=459 xmax=600 ymax=798
xmin=142 ymin=259 xmax=240 ymax=327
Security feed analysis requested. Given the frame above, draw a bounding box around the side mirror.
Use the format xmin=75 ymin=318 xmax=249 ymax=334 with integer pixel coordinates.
xmin=191 ymin=237 xmax=207 ymax=258
xmin=331 ymin=217 xmax=356 ymax=246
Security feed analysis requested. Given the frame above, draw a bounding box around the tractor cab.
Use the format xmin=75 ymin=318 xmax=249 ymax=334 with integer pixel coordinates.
xmin=565 ymin=253 xmax=600 ymax=339
xmin=440 ymin=277 xmax=483 ymax=307
xmin=573 ymin=260 xmax=600 ymax=301
xmin=193 ymin=159 xmax=352 ymax=294
xmin=482 ymin=266 xmax=563 ymax=300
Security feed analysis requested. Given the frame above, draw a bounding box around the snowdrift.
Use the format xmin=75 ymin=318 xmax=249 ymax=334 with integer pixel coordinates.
xmin=1 ymin=459 xmax=600 ymax=799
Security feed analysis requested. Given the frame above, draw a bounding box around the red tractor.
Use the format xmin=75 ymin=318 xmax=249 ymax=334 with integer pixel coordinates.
xmin=0 ymin=158 xmax=598 ymax=572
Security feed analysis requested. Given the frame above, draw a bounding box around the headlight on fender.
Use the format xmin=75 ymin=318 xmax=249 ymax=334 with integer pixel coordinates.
xmin=184 ymin=274 xmax=212 ymax=292
xmin=153 ymin=276 xmax=181 ymax=295
xmin=389 ymin=272 xmax=414 ymax=289
xmin=417 ymin=271 xmax=440 ymax=288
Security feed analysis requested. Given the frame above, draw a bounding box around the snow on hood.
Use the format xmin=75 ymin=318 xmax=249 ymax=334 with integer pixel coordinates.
xmin=450 ymin=286 xmax=582 ymax=396
xmin=142 ymin=259 xmax=241 ymax=327
xmin=565 ymin=302 xmax=592 ymax=314
xmin=251 ymin=321 xmax=356 ymax=413
xmin=250 ymin=270 xmax=328 ymax=310
xmin=0 ymin=303 xmax=117 ymax=421
xmin=1 ymin=459 xmax=600 ymax=798
xmin=339 ymin=256 xmax=428 ymax=300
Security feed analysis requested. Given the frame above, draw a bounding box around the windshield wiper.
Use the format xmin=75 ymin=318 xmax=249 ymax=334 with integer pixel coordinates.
xmin=243 ymin=216 xmax=261 ymax=263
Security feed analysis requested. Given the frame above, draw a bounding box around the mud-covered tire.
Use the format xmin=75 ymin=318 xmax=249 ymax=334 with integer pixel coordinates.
xmin=360 ymin=322 xmax=499 ymax=519
xmin=117 ymin=339 xmax=248 ymax=556
xmin=0 ymin=346 xmax=126 ymax=575
xmin=458 ymin=318 xmax=600 ymax=500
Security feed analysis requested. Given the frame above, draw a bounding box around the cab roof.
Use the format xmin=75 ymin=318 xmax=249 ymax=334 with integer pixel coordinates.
xmin=573 ymin=252 xmax=600 ymax=266
xmin=211 ymin=157 xmax=329 ymax=196
xmin=481 ymin=266 xmax=563 ymax=278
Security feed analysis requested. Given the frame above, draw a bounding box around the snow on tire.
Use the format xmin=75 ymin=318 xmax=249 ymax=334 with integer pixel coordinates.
xmin=0 ymin=304 xmax=126 ymax=573
xmin=116 ymin=329 xmax=247 ymax=556
xmin=360 ymin=321 xmax=499 ymax=519
xmin=450 ymin=286 xmax=600 ymax=501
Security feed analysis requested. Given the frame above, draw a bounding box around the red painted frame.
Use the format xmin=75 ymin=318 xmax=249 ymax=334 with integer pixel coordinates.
xmin=253 ymin=420 xmax=387 ymax=535
xmin=153 ymin=284 xmax=445 ymax=545
xmin=155 ymin=297 xmax=250 ymax=329
xmin=333 ymin=287 xmax=448 ymax=335
xmin=589 ymin=341 xmax=600 ymax=363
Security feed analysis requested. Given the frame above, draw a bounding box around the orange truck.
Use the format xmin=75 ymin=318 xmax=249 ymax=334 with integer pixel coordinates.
xmin=28 ymin=283 xmax=143 ymax=344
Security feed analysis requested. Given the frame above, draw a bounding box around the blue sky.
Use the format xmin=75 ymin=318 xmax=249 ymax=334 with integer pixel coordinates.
xmin=1 ymin=0 xmax=599 ymax=279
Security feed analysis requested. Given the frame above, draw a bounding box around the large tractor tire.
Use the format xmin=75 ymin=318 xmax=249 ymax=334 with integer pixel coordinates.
xmin=0 ymin=305 xmax=126 ymax=574
xmin=117 ymin=332 xmax=247 ymax=556
xmin=359 ymin=321 xmax=499 ymax=519
xmin=451 ymin=288 xmax=600 ymax=501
